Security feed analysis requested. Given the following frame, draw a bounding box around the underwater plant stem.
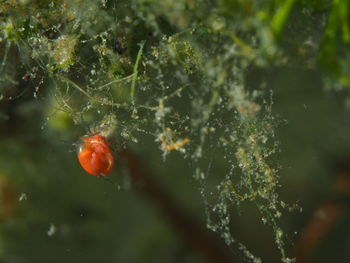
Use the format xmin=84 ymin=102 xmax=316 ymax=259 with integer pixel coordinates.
xmin=119 ymin=149 xmax=238 ymax=263
xmin=295 ymin=165 xmax=350 ymax=263
xmin=97 ymin=73 xmax=134 ymax=90
xmin=58 ymin=75 xmax=130 ymax=109
xmin=131 ymin=41 xmax=145 ymax=107
xmin=0 ymin=42 xmax=11 ymax=73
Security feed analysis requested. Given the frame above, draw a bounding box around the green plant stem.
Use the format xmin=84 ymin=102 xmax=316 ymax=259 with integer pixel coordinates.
xmin=131 ymin=41 xmax=145 ymax=107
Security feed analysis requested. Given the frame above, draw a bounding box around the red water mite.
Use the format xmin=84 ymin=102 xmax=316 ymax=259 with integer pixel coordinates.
xmin=77 ymin=134 xmax=114 ymax=177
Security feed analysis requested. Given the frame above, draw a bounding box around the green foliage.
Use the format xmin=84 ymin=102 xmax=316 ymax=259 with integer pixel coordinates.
xmin=321 ymin=0 xmax=350 ymax=86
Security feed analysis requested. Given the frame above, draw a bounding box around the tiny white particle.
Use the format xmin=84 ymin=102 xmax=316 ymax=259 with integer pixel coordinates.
xmin=47 ymin=224 xmax=56 ymax=236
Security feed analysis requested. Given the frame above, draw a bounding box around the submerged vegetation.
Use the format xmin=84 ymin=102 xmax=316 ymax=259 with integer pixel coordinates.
xmin=0 ymin=0 xmax=349 ymax=262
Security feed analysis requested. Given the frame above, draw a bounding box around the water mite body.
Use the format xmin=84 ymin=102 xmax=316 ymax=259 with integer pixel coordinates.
xmin=77 ymin=134 xmax=114 ymax=177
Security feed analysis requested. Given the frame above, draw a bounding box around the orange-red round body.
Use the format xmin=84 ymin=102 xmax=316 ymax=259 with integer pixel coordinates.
xmin=77 ymin=134 xmax=114 ymax=176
